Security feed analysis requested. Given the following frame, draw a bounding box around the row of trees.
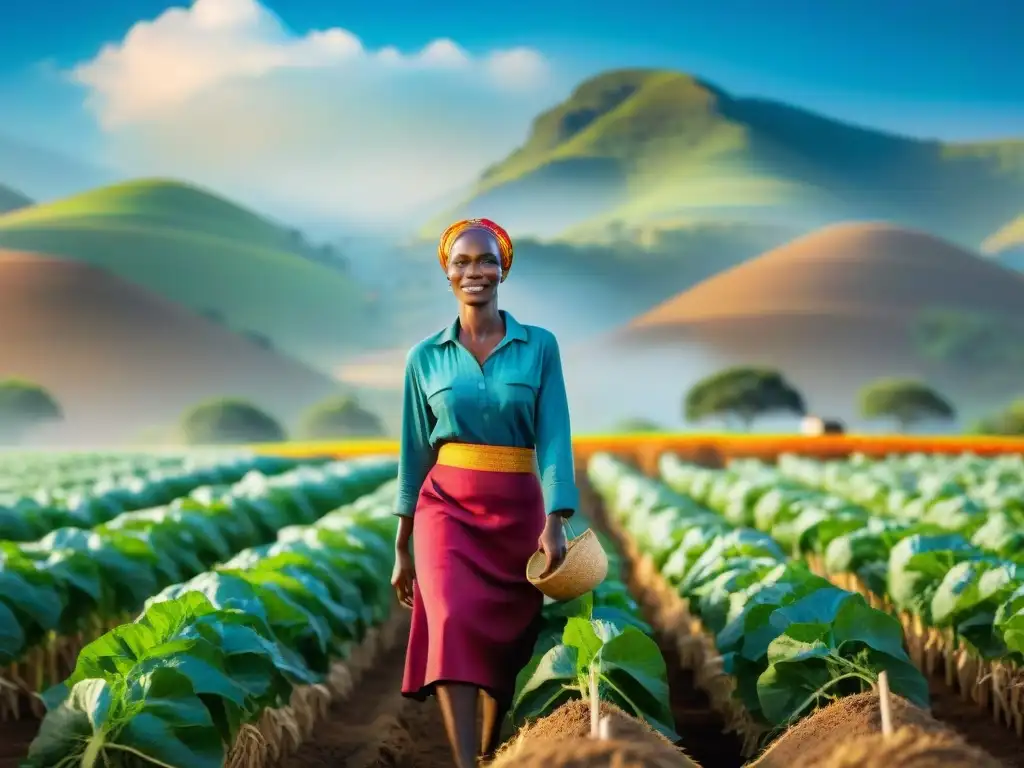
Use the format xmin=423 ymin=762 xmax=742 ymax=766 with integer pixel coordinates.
xmin=0 ymin=378 xmax=388 ymax=445
xmin=681 ymin=366 xmax=1024 ymax=435
xmin=6 ymin=371 xmax=1024 ymax=443
xmin=179 ymin=396 xmax=387 ymax=444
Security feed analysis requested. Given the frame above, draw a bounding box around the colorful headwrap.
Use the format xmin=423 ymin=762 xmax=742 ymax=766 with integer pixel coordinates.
xmin=437 ymin=218 xmax=514 ymax=283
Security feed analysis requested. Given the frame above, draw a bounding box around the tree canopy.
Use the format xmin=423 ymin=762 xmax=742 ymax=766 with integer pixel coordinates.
xmin=178 ymin=398 xmax=286 ymax=445
xmin=297 ymin=395 xmax=387 ymax=440
xmin=972 ymin=399 xmax=1024 ymax=436
xmin=0 ymin=379 xmax=63 ymax=444
xmin=858 ymin=378 xmax=955 ymax=432
xmin=684 ymin=367 xmax=806 ymax=430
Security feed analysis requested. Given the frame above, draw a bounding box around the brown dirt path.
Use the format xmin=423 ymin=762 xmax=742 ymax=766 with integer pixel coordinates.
xmin=926 ymin=674 xmax=1024 ymax=767
xmin=579 ymin=472 xmax=746 ymax=768
xmin=281 ymin=613 xmax=454 ymax=768
xmin=0 ymin=718 xmax=39 ymax=768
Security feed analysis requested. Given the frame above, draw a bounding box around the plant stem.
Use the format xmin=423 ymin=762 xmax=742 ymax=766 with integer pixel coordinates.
xmin=97 ymin=742 xmax=187 ymax=768
xmin=783 ymin=671 xmax=876 ymax=727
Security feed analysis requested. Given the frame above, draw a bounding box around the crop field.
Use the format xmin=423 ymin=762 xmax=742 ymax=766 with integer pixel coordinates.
xmin=3 ymin=444 xmax=1024 ymax=766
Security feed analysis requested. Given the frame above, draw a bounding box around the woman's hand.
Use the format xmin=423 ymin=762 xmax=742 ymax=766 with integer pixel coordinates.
xmin=392 ymin=548 xmax=416 ymax=609
xmin=537 ymin=514 xmax=568 ymax=578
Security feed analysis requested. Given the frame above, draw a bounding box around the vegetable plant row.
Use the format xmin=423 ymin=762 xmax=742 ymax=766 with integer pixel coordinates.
xmin=658 ymin=451 xmax=1024 ymax=736
xmin=0 ymin=451 xmax=204 ymax=496
xmin=1 ymin=452 xmax=316 ymax=542
xmin=587 ymin=452 xmax=930 ymax=756
xmin=0 ymin=456 xmax=397 ymax=720
xmin=23 ymin=477 xmax=402 ymax=768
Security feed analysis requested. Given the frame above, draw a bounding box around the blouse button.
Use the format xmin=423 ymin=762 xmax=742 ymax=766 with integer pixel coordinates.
xmin=478 ymin=382 xmax=486 ymax=390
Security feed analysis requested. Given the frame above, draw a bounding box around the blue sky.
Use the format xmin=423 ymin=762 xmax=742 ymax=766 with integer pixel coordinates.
xmin=3 ymin=0 xmax=1021 ymax=144
xmin=0 ymin=0 xmax=1021 ymax=219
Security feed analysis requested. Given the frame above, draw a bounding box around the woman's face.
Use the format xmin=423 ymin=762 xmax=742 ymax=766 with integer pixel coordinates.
xmin=446 ymin=228 xmax=502 ymax=307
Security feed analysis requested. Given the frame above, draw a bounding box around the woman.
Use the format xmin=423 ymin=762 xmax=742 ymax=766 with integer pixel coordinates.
xmin=391 ymin=218 xmax=578 ymax=767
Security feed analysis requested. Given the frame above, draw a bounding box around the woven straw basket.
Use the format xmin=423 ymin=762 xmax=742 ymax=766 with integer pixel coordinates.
xmin=526 ymin=526 xmax=608 ymax=602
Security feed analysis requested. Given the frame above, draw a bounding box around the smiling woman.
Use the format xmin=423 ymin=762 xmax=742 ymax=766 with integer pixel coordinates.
xmin=390 ymin=218 xmax=580 ymax=767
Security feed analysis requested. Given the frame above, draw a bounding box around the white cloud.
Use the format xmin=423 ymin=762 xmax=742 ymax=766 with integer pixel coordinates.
xmin=70 ymin=0 xmax=563 ymax=223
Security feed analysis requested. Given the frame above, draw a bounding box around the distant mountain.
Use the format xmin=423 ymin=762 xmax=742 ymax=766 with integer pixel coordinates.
xmin=584 ymin=223 xmax=1024 ymax=429
xmin=625 ymin=223 xmax=1024 ymax=330
xmin=0 ymin=183 xmax=31 ymax=214
xmin=430 ymin=69 xmax=1024 ymax=248
xmin=0 ymin=250 xmax=340 ymax=445
xmin=0 ymin=178 xmax=373 ymax=369
xmin=0 ymin=132 xmax=112 ymax=201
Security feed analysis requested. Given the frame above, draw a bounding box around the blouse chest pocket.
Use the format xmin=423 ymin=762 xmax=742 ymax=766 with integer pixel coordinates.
xmin=494 ymin=373 xmax=538 ymax=415
xmin=424 ymin=381 xmax=458 ymax=420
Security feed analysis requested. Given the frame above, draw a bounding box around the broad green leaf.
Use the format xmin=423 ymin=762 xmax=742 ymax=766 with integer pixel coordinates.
xmin=832 ymin=594 xmax=910 ymax=661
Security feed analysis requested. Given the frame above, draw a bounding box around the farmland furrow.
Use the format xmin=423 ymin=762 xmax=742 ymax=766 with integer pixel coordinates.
xmin=0 ymin=718 xmax=36 ymax=768
xmin=579 ymin=471 xmax=746 ymax=767
xmin=280 ymin=613 xmax=453 ymax=768
xmin=926 ymin=674 xmax=1024 ymax=767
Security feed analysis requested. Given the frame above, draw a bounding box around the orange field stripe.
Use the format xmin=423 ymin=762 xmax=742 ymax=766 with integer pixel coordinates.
xmin=250 ymin=434 xmax=1024 ymax=460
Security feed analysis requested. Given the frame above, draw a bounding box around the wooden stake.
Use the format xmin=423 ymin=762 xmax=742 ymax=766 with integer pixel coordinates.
xmin=878 ymin=671 xmax=894 ymax=737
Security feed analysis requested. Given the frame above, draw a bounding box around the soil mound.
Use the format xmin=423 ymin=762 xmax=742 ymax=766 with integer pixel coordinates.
xmin=493 ymin=699 xmax=695 ymax=767
xmin=499 ymin=699 xmax=673 ymax=753
xmin=805 ymin=724 xmax=1002 ymax=768
xmin=490 ymin=735 xmax=697 ymax=768
xmin=0 ymin=250 xmax=338 ymax=444
xmin=748 ymin=691 xmax=945 ymax=768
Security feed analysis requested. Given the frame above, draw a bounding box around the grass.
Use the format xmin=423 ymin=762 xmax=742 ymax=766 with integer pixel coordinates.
xmin=426 ymin=68 xmax=1024 ymax=246
xmin=0 ymin=178 xmax=369 ymax=367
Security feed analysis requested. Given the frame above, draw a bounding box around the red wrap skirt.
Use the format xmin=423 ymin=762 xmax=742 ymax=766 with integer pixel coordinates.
xmin=401 ymin=443 xmax=546 ymax=704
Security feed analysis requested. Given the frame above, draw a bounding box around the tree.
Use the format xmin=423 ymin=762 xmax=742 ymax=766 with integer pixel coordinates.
xmin=972 ymin=399 xmax=1024 ymax=435
xmin=858 ymin=378 xmax=955 ymax=432
xmin=178 ymin=398 xmax=286 ymax=445
xmin=0 ymin=379 xmax=63 ymax=444
xmin=684 ymin=367 xmax=806 ymax=430
xmin=297 ymin=395 xmax=387 ymax=440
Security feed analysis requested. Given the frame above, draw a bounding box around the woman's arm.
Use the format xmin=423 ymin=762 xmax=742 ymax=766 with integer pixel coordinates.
xmin=534 ymin=331 xmax=579 ymax=518
xmin=394 ymin=348 xmax=436 ymax=525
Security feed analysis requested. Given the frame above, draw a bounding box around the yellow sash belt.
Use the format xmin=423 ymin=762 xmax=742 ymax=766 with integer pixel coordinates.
xmin=436 ymin=443 xmax=537 ymax=474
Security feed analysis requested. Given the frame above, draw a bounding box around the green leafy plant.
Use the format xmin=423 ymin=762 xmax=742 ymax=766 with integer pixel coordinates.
xmin=507 ymin=519 xmax=676 ymax=740
xmin=512 ymin=605 xmax=677 ymax=739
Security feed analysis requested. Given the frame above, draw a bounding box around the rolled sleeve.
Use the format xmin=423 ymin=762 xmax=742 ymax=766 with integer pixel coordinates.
xmin=394 ymin=349 xmax=436 ymax=517
xmin=534 ymin=332 xmax=579 ymax=516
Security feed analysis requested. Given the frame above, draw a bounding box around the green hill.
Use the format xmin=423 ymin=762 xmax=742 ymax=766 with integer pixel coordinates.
xmin=0 ymin=183 xmax=31 ymax=214
xmin=0 ymin=178 xmax=370 ymax=368
xmin=428 ymin=69 xmax=1024 ymax=247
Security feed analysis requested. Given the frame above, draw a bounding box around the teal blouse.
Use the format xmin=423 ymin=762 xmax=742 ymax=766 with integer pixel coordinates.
xmin=395 ymin=311 xmax=578 ymax=519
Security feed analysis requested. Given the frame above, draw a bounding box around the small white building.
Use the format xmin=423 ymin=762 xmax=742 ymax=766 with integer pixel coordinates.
xmin=801 ymin=415 xmax=845 ymax=435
